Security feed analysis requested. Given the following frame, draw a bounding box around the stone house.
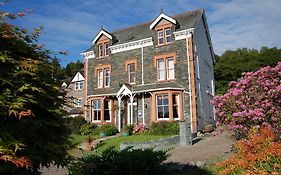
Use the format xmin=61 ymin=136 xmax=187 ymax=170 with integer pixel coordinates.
xmin=64 ymin=71 xmax=85 ymax=117
xmin=81 ymin=9 xmax=215 ymax=134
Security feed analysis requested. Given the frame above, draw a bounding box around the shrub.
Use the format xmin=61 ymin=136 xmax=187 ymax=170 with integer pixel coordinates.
xmin=122 ymin=124 xmax=134 ymax=135
xmin=148 ymin=121 xmax=179 ymax=135
xmin=133 ymin=123 xmax=147 ymax=134
xmin=68 ymin=147 xmax=169 ymax=175
xmin=212 ymin=62 xmax=281 ymax=138
xmin=80 ymin=123 xmax=98 ymax=135
xmin=216 ymin=127 xmax=281 ymax=175
xmin=64 ymin=116 xmax=87 ymax=134
xmin=99 ymin=124 xmax=118 ymax=136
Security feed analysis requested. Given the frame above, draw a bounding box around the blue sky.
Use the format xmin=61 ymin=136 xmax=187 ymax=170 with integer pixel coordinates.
xmin=2 ymin=0 xmax=281 ymax=66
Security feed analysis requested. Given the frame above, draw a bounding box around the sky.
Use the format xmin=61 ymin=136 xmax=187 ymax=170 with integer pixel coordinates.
xmin=2 ymin=0 xmax=281 ymax=66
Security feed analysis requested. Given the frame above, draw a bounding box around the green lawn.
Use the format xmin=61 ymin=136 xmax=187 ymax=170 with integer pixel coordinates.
xmin=70 ymin=134 xmax=98 ymax=146
xmin=96 ymin=134 xmax=169 ymax=150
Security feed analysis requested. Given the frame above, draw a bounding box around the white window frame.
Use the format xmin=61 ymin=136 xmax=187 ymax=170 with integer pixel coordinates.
xmin=156 ymin=94 xmax=169 ymax=120
xmin=156 ymin=57 xmax=175 ymax=81
xmin=92 ymin=99 xmax=101 ymax=122
xmin=104 ymin=68 xmax=110 ymax=87
xmin=98 ymin=42 xmax=109 ymax=58
xmin=103 ymin=99 xmax=112 ymax=122
xmin=75 ymin=81 xmax=83 ymax=90
xmin=157 ymin=28 xmax=172 ymax=45
xmin=166 ymin=58 xmax=174 ymax=80
xmin=128 ymin=63 xmax=136 ymax=84
xmin=165 ymin=28 xmax=172 ymax=44
xmin=97 ymin=70 xmax=103 ymax=88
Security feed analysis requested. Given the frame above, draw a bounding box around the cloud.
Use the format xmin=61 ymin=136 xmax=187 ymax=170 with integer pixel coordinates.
xmin=207 ymin=0 xmax=281 ymax=54
xmin=3 ymin=0 xmax=281 ymax=64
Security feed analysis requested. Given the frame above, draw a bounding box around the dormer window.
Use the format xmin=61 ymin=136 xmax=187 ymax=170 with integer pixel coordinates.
xmin=98 ymin=42 xmax=109 ymax=57
xmin=158 ymin=28 xmax=172 ymax=45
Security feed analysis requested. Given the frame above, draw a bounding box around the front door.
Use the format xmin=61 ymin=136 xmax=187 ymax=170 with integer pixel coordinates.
xmin=127 ymin=102 xmax=137 ymax=125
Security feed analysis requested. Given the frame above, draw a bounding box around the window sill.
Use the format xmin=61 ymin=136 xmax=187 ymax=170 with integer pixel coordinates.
xmin=156 ymin=42 xmax=174 ymax=48
xmin=97 ymin=55 xmax=110 ymax=59
xmin=157 ymin=79 xmax=176 ymax=83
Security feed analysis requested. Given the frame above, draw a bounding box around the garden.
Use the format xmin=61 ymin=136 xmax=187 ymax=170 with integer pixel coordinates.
xmin=67 ymin=63 xmax=281 ymax=175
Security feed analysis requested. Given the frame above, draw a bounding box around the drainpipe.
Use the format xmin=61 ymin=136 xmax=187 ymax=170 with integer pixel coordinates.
xmin=141 ymin=45 xmax=145 ymax=124
xmin=141 ymin=46 xmax=144 ymax=85
xmin=186 ymin=33 xmax=193 ymax=131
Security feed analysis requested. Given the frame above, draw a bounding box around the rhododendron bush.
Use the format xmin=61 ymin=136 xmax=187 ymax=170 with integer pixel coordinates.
xmin=212 ymin=62 xmax=281 ymax=138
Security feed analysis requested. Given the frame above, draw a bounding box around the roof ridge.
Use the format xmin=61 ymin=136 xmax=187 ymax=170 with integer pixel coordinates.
xmin=111 ymin=8 xmax=203 ymax=34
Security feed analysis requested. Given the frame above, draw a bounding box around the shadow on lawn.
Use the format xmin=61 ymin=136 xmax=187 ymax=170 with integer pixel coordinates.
xmin=166 ymin=162 xmax=216 ymax=175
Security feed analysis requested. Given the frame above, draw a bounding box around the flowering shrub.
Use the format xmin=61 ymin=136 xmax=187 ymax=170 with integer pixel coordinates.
xmin=133 ymin=123 xmax=147 ymax=134
xmin=212 ymin=62 xmax=281 ymax=138
xmin=217 ymin=127 xmax=281 ymax=175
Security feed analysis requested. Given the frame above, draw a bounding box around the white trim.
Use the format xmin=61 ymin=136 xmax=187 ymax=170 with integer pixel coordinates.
xmin=92 ymin=29 xmax=112 ymax=44
xmin=80 ymin=51 xmax=95 ymax=59
xmin=110 ymin=37 xmax=153 ymax=54
xmin=174 ymin=29 xmax=194 ymax=40
xmin=71 ymin=72 xmax=85 ymax=82
xmin=87 ymin=87 xmax=184 ymax=98
xmin=150 ymin=13 xmax=177 ymax=30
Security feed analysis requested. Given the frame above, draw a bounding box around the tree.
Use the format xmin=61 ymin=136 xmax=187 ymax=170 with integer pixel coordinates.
xmin=0 ymin=7 xmax=72 ymax=174
xmin=212 ymin=63 xmax=281 ymax=138
xmin=214 ymin=47 xmax=281 ymax=94
xmin=64 ymin=60 xmax=83 ymax=79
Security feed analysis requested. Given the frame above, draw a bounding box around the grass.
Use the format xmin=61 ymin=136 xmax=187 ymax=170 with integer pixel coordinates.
xmin=70 ymin=134 xmax=98 ymax=146
xmin=96 ymin=134 xmax=169 ymax=150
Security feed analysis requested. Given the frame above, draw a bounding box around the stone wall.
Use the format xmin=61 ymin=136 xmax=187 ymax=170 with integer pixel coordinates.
xmin=120 ymin=135 xmax=180 ymax=151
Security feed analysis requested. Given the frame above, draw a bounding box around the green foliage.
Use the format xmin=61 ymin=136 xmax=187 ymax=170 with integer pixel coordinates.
xmin=68 ymin=147 xmax=169 ymax=175
xmin=64 ymin=116 xmax=87 ymax=134
xmin=0 ymin=9 xmax=72 ymax=174
xmin=79 ymin=123 xmax=98 ymax=135
xmin=122 ymin=124 xmax=134 ymax=135
xmin=64 ymin=60 xmax=83 ymax=79
xmin=214 ymin=47 xmax=281 ymax=94
xmin=148 ymin=121 xmax=179 ymax=135
xmin=99 ymin=124 xmax=118 ymax=136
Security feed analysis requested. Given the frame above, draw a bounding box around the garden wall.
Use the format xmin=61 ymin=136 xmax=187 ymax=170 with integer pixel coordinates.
xmin=120 ymin=135 xmax=180 ymax=151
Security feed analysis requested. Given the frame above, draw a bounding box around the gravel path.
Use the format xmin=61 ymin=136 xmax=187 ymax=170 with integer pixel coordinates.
xmin=166 ymin=131 xmax=234 ymax=164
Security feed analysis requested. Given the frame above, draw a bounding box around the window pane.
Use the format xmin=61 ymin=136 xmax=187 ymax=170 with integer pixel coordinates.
xmin=98 ymin=70 xmax=103 ymax=88
xmin=166 ymin=36 xmax=172 ymax=43
xmin=93 ymin=100 xmax=101 ymax=121
xmin=164 ymin=106 xmax=169 ymax=118
xmin=158 ymin=38 xmax=164 ymax=45
xmin=157 ymin=59 xmax=165 ymax=80
xmin=158 ymin=30 xmax=164 ymax=45
xmin=105 ymin=43 xmax=109 ymax=56
xmin=158 ymin=31 xmax=163 ymax=37
xmin=157 ymin=94 xmax=169 ymax=119
xmin=163 ymin=94 xmax=168 ymax=105
xmin=165 ymin=29 xmax=171 ymax=35
xmin=104 ymin=100 xmax=111 ymax=121
xmin=157 ymin=107 xmax=163 ymax=118
xmin=105 ymin=69 xmax=110 ymax=87
xmin=167 ymin=58 xmax=175 ymax=79
xmin=128 ymin=64 xmax=136 ymax=83
xmin=172 ymin=95 xmax=179 ymax=118
xmin=99 ymin=44 xmax=103 ymax=57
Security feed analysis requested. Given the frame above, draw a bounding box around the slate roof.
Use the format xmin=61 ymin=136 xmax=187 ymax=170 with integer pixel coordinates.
xmin=85 ymin=9 xmax=203 ymax=52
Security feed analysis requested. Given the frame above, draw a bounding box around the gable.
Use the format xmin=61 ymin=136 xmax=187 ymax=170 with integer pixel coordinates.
xmin=92 ymin=29 xmax=112 ymax=44
xmin=150 ymin=13 xmax=177 ymax=30
xmin=71 ymin=72 xmax=85 ymax=82
xmin=96 ymin=35 xmax=110 ymax=44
